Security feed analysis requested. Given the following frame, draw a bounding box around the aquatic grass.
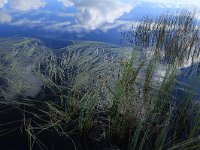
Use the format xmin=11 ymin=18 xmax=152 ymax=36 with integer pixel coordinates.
xmin=123 ymin=10 xmax=200 ymax=150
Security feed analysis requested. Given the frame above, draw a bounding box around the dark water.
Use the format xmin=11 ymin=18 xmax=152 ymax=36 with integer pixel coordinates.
xmin=0 ymin=104 xmax=130 ymax=150
xmin=0 ymin=104 xmax=82 ymax=150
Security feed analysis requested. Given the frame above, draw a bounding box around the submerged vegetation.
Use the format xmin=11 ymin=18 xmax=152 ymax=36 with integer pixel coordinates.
xmin=0 ymin=11 xmax=200 ymax=150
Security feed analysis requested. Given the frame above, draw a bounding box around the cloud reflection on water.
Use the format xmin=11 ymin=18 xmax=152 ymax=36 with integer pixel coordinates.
xmin=0 ymin=0 xmax=199 ymax=47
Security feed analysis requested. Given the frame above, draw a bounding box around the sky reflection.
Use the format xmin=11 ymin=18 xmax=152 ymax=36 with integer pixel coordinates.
xmin=0 ymin=0 xmax=199 ymax=47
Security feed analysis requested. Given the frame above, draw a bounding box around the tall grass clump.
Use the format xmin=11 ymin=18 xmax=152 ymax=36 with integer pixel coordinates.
xmin=120 ymin=10 xmax=200 ymax=150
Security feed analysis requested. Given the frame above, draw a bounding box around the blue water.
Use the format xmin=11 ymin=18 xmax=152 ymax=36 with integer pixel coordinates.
xmin=1 ymin=0 xmax=194 ymax=48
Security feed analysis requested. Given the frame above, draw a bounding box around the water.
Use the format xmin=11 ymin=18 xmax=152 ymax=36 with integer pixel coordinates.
xmin=0 ymin=1 xmax=200 ymax=150
xmin=1 ymin=0 xmax=196 ymax=48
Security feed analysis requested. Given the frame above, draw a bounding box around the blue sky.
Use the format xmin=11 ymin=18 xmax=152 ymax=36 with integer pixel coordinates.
xmin=0 ymin=0 xmax=199 ymax=47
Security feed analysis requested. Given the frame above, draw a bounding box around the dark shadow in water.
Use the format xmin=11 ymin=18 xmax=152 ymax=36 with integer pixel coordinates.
xmin=0 ymin=104 xmax=85 ymax=150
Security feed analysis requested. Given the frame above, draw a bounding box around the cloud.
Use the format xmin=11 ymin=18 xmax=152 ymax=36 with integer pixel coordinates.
xmin=9 ymin=0 xmax=46 ymax=11
xmin=139 ymin=0 xmax=200 ymax=9
xmin=0 ymin=12 xmax=12 ymax=23
xmin=0 ymin=0 xmax=7 ymax=8
xmin=44 ymin=21 xmax=84 ymax=33
xmin=45 ymin=21 xmax=72 ymax=30
xmin=196 ymin=14 xmax=200 ymax=20
xmin=100 ymin=20 xmax=131 ymax=32
xmin=58 ymin=0 xmax=73 ymax=7
xmin=56 ymin=12 xmax=75 ymax=17
xmin=43 ymin=19 xmax=132 ymax=33
xmin=58 ymin=0 xmax=133 ymax=30
xmin=138 ymin=0 xmax=200 ymax=22
xmin=11 ymin=18 xmax=43 ymax=27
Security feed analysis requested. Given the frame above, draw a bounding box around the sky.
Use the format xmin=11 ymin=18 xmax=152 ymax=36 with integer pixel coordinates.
xmin=0 ymin=0 xmax=199 ymax=48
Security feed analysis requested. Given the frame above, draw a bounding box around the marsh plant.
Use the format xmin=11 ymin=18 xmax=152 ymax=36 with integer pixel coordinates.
xmin=0 ymin=11 xmax=200 ymax=150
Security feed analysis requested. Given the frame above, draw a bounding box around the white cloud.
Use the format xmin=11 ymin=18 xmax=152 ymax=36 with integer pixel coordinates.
xmin=0 ymin=12 xmax=12 ymax=23
xmin=44 ymin=21 xmax=84 ymax=33
xmin=58 ymin=0 xmax=133 ymax=30
xmin=43 ymin=19 xmax=132 ymax=33
xmin=11 ymin=18 xmax=43 ymax=27
xmin=0 ymin=0 xmax=7 ymax=8
xmin=138 ymin=0 xmax=200 ymax=22
xmin=58 ymin=0 xmax=73 ymax=7
xmin=56 ymin=12 xmax=75 ymax=17
xmin=9 ymin=0 xmax=45 ymax=11
xmin=139 ymin=0 xmax=200 ymax=10
xmin=64 ymin=23 xmax=89 ymax=33
xmin=100 ymin=20 xmax=130 ymax=32
xmin=45 ymin=21 xmax=72 ymax=30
